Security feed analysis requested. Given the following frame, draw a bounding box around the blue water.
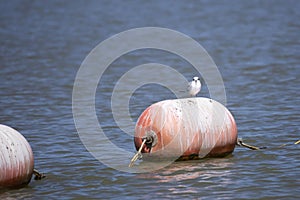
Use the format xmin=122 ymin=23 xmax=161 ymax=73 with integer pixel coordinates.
xmin=1 ymin=0 xmax=299 ymax=199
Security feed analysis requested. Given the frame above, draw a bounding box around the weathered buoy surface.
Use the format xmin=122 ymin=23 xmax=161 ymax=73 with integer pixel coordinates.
xmin=134 ymin=97 xmax=238 ymax=161
xmin=0 ymin=124 xmax=34 ymax=188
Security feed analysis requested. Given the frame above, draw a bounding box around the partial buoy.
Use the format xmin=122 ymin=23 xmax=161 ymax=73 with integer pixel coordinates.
xmin=0 ymin=124 xmax=34 ymax=188
xmin=134 ymin=97 xmax=238 ymax=161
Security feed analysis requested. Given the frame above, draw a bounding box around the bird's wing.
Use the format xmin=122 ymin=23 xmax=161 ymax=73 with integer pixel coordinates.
xmin=187 ymin=81 xmax=193 ymax=91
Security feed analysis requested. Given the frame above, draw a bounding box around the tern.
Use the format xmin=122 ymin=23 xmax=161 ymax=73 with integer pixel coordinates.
xmin=188 ymin=76 xmax=201 ymax=97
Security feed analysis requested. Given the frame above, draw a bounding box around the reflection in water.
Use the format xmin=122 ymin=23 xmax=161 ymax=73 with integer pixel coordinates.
xmin=137 ymin=158 xmax=234 ymax=196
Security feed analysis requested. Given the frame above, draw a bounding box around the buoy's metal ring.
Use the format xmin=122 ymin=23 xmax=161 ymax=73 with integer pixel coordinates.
xmin=143 ymin=130 xmax=158 ymax=147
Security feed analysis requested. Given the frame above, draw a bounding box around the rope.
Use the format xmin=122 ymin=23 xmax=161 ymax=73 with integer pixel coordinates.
xmin=129 ymin=139 xmax=147 ymax=167
xmin=237 ymin=138 xmax=300 ymax=150
xmin=280 ymin=139 xmax=300 ymax=147
xmin=33 ymin=169 xmax=46 ymax=180
xmin=236 ymin=138 xmax=261 ymax=150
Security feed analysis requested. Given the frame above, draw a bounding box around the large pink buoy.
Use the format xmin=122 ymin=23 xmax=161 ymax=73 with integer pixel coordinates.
xmin=0 ymin=124 xmax=34 ymax=188
xmin=134 ymin=98 xmax=238 ymax=161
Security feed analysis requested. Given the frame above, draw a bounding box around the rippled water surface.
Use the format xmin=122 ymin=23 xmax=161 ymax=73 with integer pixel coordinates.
xmin=1 ymin=0 xmax=299 ymax=199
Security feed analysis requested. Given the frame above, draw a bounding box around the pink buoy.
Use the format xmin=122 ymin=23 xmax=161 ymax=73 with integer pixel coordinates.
xmin=134 ymin=97 xmax=238 ymax=161
xmin=0 ymin=124 xmax=34 ymax=188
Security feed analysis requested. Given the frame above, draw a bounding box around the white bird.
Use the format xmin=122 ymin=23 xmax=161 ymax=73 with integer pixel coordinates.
xmin=188 ymin=76 xmax=201 ymax=97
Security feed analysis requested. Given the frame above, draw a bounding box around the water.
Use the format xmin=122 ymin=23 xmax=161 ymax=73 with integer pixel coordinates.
xmin=1 ymin=0 xmax=300 ymax=199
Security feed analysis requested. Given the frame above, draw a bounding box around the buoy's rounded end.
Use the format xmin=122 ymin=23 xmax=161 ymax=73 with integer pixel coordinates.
xmin=0 ymin=124 xmax=34 ymax=188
